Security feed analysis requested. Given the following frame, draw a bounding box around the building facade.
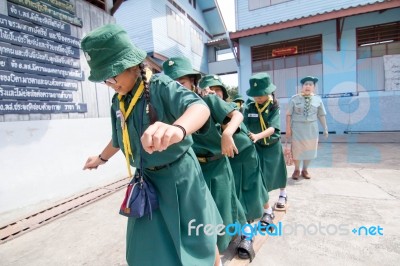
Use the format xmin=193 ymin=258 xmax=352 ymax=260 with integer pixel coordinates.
xmin=231 ymin=0 xmax=400 ymax=134
xmin=114 ymin=0 xmax=227 ymax=74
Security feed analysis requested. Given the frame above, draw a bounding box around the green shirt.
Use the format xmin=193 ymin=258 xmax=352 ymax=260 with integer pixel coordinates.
xmin=111 ymin=75 xmax=207 ymax=168
xmin=228 ymin=102 xmax=253 ymax=153
xmin=243 ymin=101 xmax=281 ymax=146
xmin=192 ymin=95 xmax=234 ymax=156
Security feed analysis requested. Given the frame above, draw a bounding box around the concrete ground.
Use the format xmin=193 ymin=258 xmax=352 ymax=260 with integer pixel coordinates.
xmin=0 ymin=142 xmax=399 ymax=266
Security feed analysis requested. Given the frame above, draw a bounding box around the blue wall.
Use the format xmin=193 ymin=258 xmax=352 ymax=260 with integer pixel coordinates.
xmin=237 ymin=8 xmax=400 ymax=134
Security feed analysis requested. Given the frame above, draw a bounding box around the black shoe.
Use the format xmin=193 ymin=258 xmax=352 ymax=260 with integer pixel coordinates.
xmin=237 ymin=236 xmax=255 ymax=262
xmin=259 ymin=212 xmax=275 ymax=232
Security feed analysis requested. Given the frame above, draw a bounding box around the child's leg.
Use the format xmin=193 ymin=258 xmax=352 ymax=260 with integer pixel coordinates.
xmin=276 ymin=188 xmax=288 ymax=210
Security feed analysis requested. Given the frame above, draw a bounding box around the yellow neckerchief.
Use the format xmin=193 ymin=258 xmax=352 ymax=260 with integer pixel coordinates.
xmin=300 ymin=92 xmax=315 ymax=98
xmin=255 ymin=96 xmax=272 ymax=144
xmin=118 ymin=82 xmax=144 ymax=177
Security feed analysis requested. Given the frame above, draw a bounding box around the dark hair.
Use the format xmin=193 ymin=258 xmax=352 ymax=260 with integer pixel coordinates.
xmin=139 ymin=63 xmax=158 ymax=124
xmin=188 ymin=74 xmax=200 ymax=87
xmin=271 ymin=92 xmax=279 ymax=111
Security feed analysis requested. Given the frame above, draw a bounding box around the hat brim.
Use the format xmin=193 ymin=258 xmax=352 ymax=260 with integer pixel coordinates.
xmin=167 ymin=69 xmax=201 ymax=81
xmin=88 ymin=49 xmax=147 ymax=82
xmin=300 ymin=77 xmax=318 ymax=84
xmin=246 ymin=84 xmax=276 ymax=97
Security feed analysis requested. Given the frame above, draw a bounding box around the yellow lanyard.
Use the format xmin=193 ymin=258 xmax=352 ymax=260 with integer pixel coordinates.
xmin=118 ymin=82 xmax=144 ymax=177
xmin=255 ymin=99 xmax=272 ymax=144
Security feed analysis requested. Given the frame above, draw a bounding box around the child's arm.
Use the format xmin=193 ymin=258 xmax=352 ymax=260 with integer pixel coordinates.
xmin=221 ymin=110 xmax=243 ymax=157
xmin=248 ymin=127 xmax=275 ymax=143
xmin=141 ymin=103 xmax=210 ymax=154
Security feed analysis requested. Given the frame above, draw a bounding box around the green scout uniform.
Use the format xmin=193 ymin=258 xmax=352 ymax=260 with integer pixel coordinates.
xmin=192 ymin=94 xmax=247 ymax=252
xmin=244 ymin=73 xmax=287 ymax=192
xmin=111 ymin=76 xmax=223 ymax=266
xmin=244 ymin=102 xmax=287 ymax=191
xmin=227 ymin=102 xmax=269 ymax=221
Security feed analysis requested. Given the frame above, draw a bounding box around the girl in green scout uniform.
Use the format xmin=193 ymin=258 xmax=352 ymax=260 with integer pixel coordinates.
xmin=232 ymin=94 xmax=245 ymax=113
xmin=200 ymin=75 xmax=271 ymax=221
xmin=81 ymin=24 xmax=223 ymax=266
xmin=199 ymin=76 xmax=273 ymax=242
xmin=163 ymin=57 xmax=256 ymax=261
xmin=286 ymin=76 xmax=328 ymax=179
xmin=243 ymin=73 xmax=288 ymax=214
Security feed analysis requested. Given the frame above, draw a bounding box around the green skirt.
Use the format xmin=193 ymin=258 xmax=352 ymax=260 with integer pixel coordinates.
xmin=229 ymin=145 xmax=269 ymax=221
xmin=126 ymin=149 xmax=222 ymax=266
xmin=200 ymin=156 xmax=247 ymax=252
xmin=255 ymin=141 xmax=288 ymax=192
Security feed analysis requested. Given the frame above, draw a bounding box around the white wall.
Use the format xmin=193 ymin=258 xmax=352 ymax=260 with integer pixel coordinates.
xmin=0 ymin=118 xmax=127 ymax=222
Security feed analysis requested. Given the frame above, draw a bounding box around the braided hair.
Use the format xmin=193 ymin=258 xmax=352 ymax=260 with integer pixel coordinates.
xmin=139 ymin=63 xmax=158 ymax=124
xmin=271 ymin=92 xmax=279 ymax=111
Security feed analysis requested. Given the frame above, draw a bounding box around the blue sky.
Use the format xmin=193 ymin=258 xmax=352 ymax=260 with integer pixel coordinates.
xmin=216 ymin=1 xmax=238 ymax=87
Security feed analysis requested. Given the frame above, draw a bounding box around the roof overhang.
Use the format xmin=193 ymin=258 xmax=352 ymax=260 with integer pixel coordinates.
xmin=230 ymin=1 xmax=400 ymax=41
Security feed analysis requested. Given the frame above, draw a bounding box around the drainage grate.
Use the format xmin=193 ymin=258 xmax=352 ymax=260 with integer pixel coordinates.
xmin=0 ymin=178 xmax=129 ymax=244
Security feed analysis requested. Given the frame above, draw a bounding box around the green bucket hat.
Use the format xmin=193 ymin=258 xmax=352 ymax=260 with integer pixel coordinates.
xmin=199 ymin=74 xmax=228 ymax=100
xmin=300 ymin=76 xmax=318 ymax=85
xmin=162 ymin=57 xmax=201 ymax=82
xmin=232 ymin=94 xmax=244 ymax=103
xmin=81 ymin=24 xmax=147 ymax=82
xmin=246 ymin=73 xmax=276 ymax=97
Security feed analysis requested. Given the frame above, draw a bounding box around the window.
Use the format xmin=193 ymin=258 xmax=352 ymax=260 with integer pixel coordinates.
xmin=356 ymin=22 xmax=400 ymax=92
xmin=216 ymin=48 xmax=234 ymax=61
xmin=249 ymin=0 xmax=293 ymax=10
xmin=191 ymin=27 xmax=203 ymax=55
xmin=356 ymin=22 xmax=400 ymax=59
xmin=167 ymin=7 xmax=185 ymax=45
xmin=251 ymin=35 xmax=323 ymax=97
xmin=251 ymin=35 xmax=322 ymax=71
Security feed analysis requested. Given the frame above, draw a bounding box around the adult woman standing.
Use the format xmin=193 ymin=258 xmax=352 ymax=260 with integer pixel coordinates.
xmin=82 ymin=24 xmax=222 ymax=266
xmin=286 ymin=76 xmax=328 ymax=179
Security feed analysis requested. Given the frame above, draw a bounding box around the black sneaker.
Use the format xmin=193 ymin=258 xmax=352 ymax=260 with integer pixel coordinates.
xmin=237 ymin=235 xmax=255 ymax=262
xmin=259 ymin=212 xmax=275 ymax=232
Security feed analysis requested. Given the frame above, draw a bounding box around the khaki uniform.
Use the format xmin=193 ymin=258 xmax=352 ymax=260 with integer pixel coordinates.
xmin=287 ymin=94 xmax=326 ymax=160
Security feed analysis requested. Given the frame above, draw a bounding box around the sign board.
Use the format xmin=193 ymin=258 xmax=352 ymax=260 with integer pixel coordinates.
xmin=272 ymin=46 xmax=298 ymax=57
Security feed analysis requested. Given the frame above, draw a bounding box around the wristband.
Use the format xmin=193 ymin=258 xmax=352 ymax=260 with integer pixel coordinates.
xmin=99 ymin=154 xmax=108 ymax=162
xmin=173 ymin=124 xmax=186 ymax=141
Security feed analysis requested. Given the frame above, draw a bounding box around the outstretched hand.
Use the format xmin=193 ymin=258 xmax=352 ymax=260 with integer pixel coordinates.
xmin=141 ymin=122 xmax=185 ymax=154
xmin=83 ymin=156 xmax=105 ymax=170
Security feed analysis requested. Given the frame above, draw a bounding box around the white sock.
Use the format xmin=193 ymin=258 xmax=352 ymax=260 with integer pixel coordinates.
xmin=220 ymin=258 xmax=222 ymax=266
xmin=264 ymin=207 xmax=273 ymax=214
xmin=280 ymin=189 xmax=287 ymax=197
